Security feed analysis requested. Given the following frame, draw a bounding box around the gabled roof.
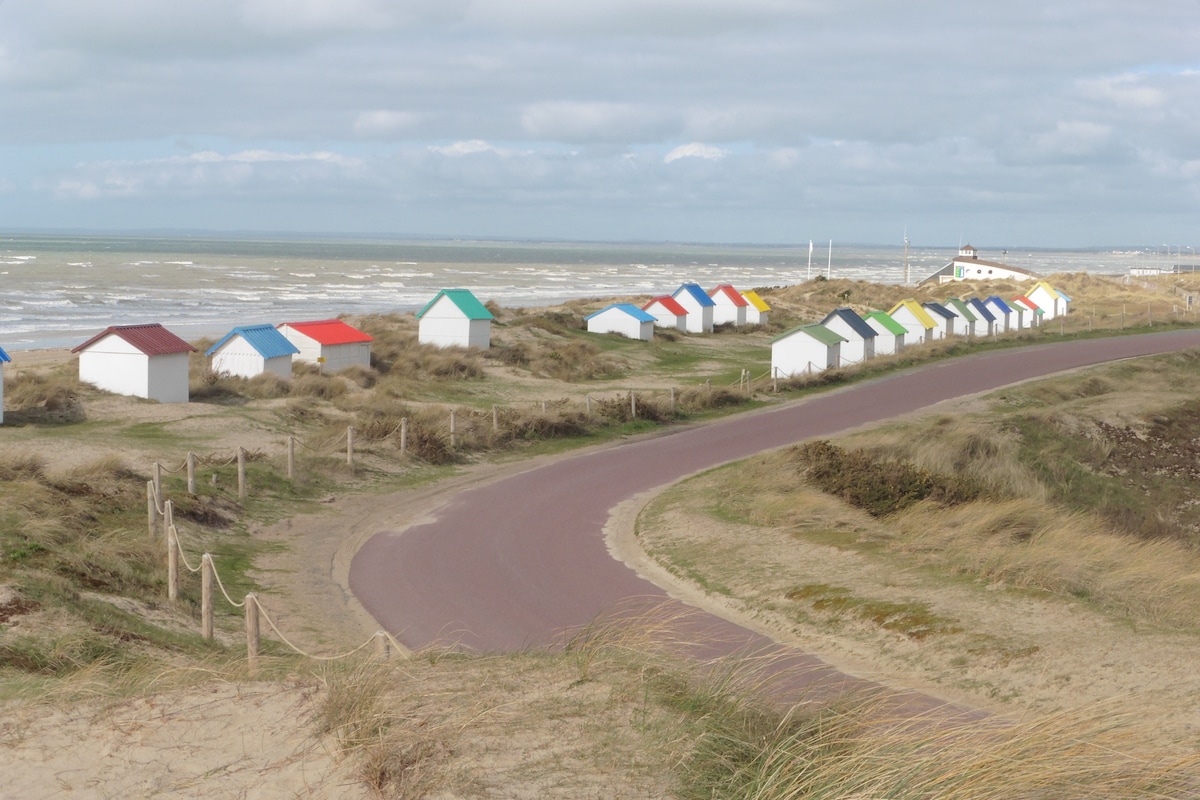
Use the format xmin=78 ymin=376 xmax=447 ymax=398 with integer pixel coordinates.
xmin=1056 ymin=289 xmax=1073 ymax=302
xmin=965 ymin=297 xmax=996 ymax=322
xmin=945 ymin=297 xmax=977 ymax=323
xmin=772 ymin=323 xmax=847 ymax=346
xmin=888 ymin=300 xmax=937 ymax=329
xmin=672 ymin=283 xmax=716 ymax=307
xmin=279 ymin=319 xmax=373 ymax=345
xmin=71 ymin=323 xmax=196 ymax=356
xmin=1012 ymin=296 xmax=1044 ymax=315
xmin=416 ymin=288 xmax=494 ymax=320
xmin=921 ymin=301 xmax=958 ymax=321
xmin=862 ymin=310 xmax=907 ymax=336
xmin=0 ymin=345 xmax=10 ymax=363
xmin=984 ymin=295 xmax=1014 ymax=313
xmin=585 ymin=303 xmax=657 ymax=323
xmin=820 ymin=307 xmax=876 ymax=339
xmin=708 ymin=284 xmax=749 ymax=306
xmin=206 ymin=324 xmax=301 ymax=358
xmin=741 ymin=290 xmax=771 ymax=312
xmin=643 ymin=295 xmax=688 ymax=316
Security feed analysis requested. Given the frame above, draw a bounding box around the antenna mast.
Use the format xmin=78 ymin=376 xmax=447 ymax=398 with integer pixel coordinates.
xmin=904 ymin=227 xmax=910 ymax=285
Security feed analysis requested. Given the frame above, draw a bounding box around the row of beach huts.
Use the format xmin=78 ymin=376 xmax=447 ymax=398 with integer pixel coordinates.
xmin=0 ymin=280 xmax=1070 ymax=421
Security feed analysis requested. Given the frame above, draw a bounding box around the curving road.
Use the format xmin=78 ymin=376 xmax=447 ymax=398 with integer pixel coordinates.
xmin=351 ymin=330 xmax=1200 ymax=694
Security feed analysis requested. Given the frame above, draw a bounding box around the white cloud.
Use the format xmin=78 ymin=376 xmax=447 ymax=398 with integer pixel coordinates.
xmin=520 ymin=102 xmax=671 ymax=143
xmin=1032 ymin=121 xmax=1114 ymax=159
xmin=428 ymin=140 xmax=509 ymax=157
xmin=664 ymin=143 xmax=728 ymax=163
xmin=353 ymin=110 xmax=422 ymax=139
xmin=1079 ymin=74 xmax=1166 ymax=110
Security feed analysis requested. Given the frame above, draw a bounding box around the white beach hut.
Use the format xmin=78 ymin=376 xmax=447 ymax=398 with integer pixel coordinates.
xmin=71 ymin=323 xmax=196 ymax=403
xmin=944 ymin=298 xmax=978 ymax=337
xmin=771 ymin=324 xmax=847 ymax=378
xmin=278 ymin=319 xmax=374 ymax=370
xmin=585 ymin=303 xmax=656 ymax=341
xmin=642 ymin=295 xmax=689 ymax=332
xmin=671 ymin=283 xmax=716 ymax=334
xmin=741 ymin=290 xmax=771 ymax=325
xmin=861 ymin=311 xmax=906 ymax=355
xmin=1028 ymin=282 xmax=1066 ymax=319
xmin=0 ymin=345 xmax=10 ymax=424
xmin=964 ymin=298 xmax=997 ymax=337
xmin=888 ymin=300 xmax=937 ymax=345
xmin=921 ymin=301 xmax=961 ymax=339
xmin=708 ymin=284 xmax=749 ymax=326
xmin=206 ymin=324 xmax=300 ymax=380
xmin=416 ymin=289 xmax=494 ymax=349
xmin=1012 ymin=296 xmax=1044 ymax=327
xmin=820 ymin=308 xmax=876 ymax=366
xmin=983 ymin=296 xmax=1016 ymax=333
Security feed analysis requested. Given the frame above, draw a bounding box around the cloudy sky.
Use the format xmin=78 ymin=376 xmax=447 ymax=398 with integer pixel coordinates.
xmin=1 ymin=0 xmax=1197 ymax=247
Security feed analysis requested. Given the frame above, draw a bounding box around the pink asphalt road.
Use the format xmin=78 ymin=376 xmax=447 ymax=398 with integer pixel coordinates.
xmin=351 ymin=330 xmax=1200 ymax=683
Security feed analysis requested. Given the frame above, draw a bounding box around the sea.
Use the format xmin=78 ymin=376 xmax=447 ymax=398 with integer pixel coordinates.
xmin=0 ymin=232 xmax=1168 ymax=351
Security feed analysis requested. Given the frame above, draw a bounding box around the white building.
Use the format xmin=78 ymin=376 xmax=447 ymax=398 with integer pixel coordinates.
xmin=920 ymin=244 xmax=1042 ymax=285
xmin=922 ymin=301 xmax=963 ymax=338
xmin=278 ymin=319 xmax=373 ymax=370
xmin=861 ymin=311 xmax=906 ymax=355
xmin=1028 ymin=281 xmax=1066 ymax=319
xmin=206 ymin=324 xmax=300 ymax=380
xmin=416 ymin=289 xmax=494 ymax=349
xmin=820 ymin=308 xmax=876 ymax=366
xmin=708 ymin=284 xmax=749 ymax=326
xmin=771 ymin=324 xmax=846 ymax=378
xmin=741 ymin=290 xmax=771 ymax=325
xmin=642 ymin=295 xmax=688 ymax=331
xmin=0 ymin=345 xmax=10 ymax=424
xmin=888 ymin=300 xmax=937 ymax=344
xmin=71 ymin=323 xmax=196 ymax=403
xmin=983 ymin=296 xmax=1016 ymax=332
xmin=964 ymin=298 xmax=997 ymax=337
xmin=585 ymin=303 xmax=656 ymax=341
xmin=671 ymin=283 xmax=716 ymax=333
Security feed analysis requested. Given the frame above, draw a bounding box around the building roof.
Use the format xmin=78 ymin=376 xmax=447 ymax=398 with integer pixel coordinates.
xmin=0 ymin=345 xmax=10 ymax=363
xmin=672 ymin=282 xmax=716 ymax=307
xmin=921 ymin=301 xmax=959 ymax=321
xmin=965 ymin=297 xmax=997 ymax=322
xmin=416 ymin=288 xmax=494 ymax=321
xmin=1012 ymin=296 xmax=1044 ymax=315
xmin=945 ymin=297 xmax=978 ymax=323
xmin=984 ymin=296 xmax=1014 ymax=313
xmin=772 ymin=323 xmax=847 ymax=347
xmin=643 ymin=295 xmax=688 ymax=316
xmin=888 ymin=299 xmax=937 ymax=329
xmin=1056 ymin=289 xmax=1073 ymax=302
xmin=71 ymin=323 xmax=197 ymax=355
xmin=861 ymin=310 xmax=907 ymax=336
xmin=820 ymin=307 xmax=876 ymax=339
xmin=205 ymin=324 xmax=301 ymax=358
xmin=708 ymin=284 xmax=749 ymax=306
xmin=741 ymin=290 xmax=771 ymax=312
xmin=585 ymin=303 xmax=657 ymax=323
xmin=279 ymin=319 xmax=373 ymax=345
xmin=1031 ymin=281 xmax=1073 ymax=303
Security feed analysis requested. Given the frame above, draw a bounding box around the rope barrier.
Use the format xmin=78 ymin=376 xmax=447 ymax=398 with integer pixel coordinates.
xmin=255 ymin=602 xmax=382 ymax=661
xmin=209 ymin=563 xmax=246 ymax=608
xmin=172 ymin=531 xmax=203 ymax=574
xmin=157 ymin=459 xmax=189 ymax=474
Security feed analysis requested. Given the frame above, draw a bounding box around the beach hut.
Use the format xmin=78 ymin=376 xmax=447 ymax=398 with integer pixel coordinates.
xmin=921 ymin=301 xmax=961 ymax=339
xmin=0 ymin=345 xmax=9 ymax=424
xmin=205 ymin=324 xmax=300 ymax=380
xmin=416 ymin=288 xmax=494 ymax=350
xmin=71 ymin=323 xmax=196 ymax=403
xmin=983 ymin=296 xmax=1016 ymax=333
xmin=964 ymin=298 xmax=997 ymax=337
xmin=888 ymin=300 xmax=937 ymax=345
xmin=1012 ymin=296 xmax=1044 ymax=327
xmin=771 ymin=324 xmax=846 ymax=378
xmin=671 ymin=283 xmax=716 ymax=334
xmin=820 ymin=308 xmax=876 ymax=366
xmin=741 ymin=290 xmax=771 ymax=325
xmin=861 ymin=310 xmax=906 ymax=355
xmin=1028 ymin=281 xmax=1067 ymax=319
xmin=642 ymin=295 xmax=689 ymax=332
xmin=944 ymin=298 xmax=978 ymax=337
xmin=708 ymin=284 xmax=749 ymax=326
xmin=278 ymin=319 xmax=373 ymax=370
xmin=585 ymin=304 xmax=656 ymax=341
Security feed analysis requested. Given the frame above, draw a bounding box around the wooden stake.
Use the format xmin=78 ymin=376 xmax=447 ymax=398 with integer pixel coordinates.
xmin=153 ymin=461 xmax=162 ymax=499
xmin=585 ymin=395 xmax=592 ymax=418
xmin=201 ymin=554 xmax=214 ymax=640
xmin=630 ymin=391 xmax=636 ymax=419
xmin=374 ymin=630 xmax=391 ymax=661
xmin=492 ymin=405 xmax=499 ymax=432
xmin=449 ymin=410 xmax=456 ymax=449
xmin=186 ymin=452 xmax=196 ymax=495
xmin=669 ymin=386 xmax=676 ymax=415
xmin=147 ymin=480 xmax=157 ymax=538
xmin=287 ymin=436 xmax=295 ymax=480
xmin=347 ymin=426 xmax=355 ymax=466
xmin=167 ymin=525 xmax=178 ymax=601
xmin=400 ymin=417 xmax=408 ymax=455
xmin=237 ymin=447 xmax=246 ymax=500
xmin=163 ymin=500 xmax=174 ymax=541
xmin=245 ymin=593 xmax=260 ymax=672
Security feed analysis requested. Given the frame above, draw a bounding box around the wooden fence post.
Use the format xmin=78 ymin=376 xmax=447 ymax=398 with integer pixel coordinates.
xmin=669 ymin=386 xmax=676 ymax=415
xmin=153 ymin=461 xmax=162 ymax=500
xmin=541 ymin=400 xmax=547 ymax=414
xmin=773 ymin=367 xmax=778 ymax=393
xmin=147 ymin=480 xmax=157 ymax=538
xmin=492 ymin=405 xmax=499 ymax=432
xmin=630 ymin=390 xmax=637 ymax=419
xmin=287 ymin=436 xmax=295 ymax=480
xmin=449 ymin=410 xmax=457 ymax=448
xmin=374 ymin=630 xmax=391 ymax=661
xmin=245 ymin=593 xmax=260 ymax=672
xmin=163 ymin=499 xmax=174 ymax=540
xmin=186 ymin=452 xmax=196 ymax=495
xmin=585 ymin=395 xmax=592 ymax=419
xmin=167 ymin=525 xmax=179 ymax=601
xmin=237 ymin=447 xmax=246 ymax=500
xmin=201 ymin=554 xmax=214 ymax=640
xmin=400 ymin=418 xmax=408 ymax=455
xmin=347 ymin=426 xmax=355 ymax=467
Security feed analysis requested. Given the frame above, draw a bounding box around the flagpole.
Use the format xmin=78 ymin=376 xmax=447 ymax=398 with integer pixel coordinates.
xmin=807 ymin=240 xmax=813 ymax=280
xmin=827 ymin=239 xmax=832 ymax=278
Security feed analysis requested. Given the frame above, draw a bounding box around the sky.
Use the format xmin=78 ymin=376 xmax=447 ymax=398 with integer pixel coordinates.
xmin=1 ymin=0 xmax=1198 ymax=248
